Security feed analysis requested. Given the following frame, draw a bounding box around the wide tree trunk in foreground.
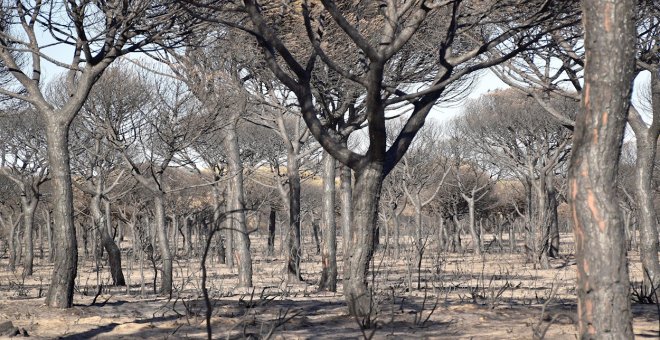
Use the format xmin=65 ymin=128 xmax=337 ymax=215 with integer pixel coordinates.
xmin=569 ymin=0 xmax=635 ymax=337
xmin=343 ymin=164 xmax=383 ymax=316
xmin=319 ymin=152 xmax=337 ymax=291
xmin=44 ymin=121 xmax=78 ymax=308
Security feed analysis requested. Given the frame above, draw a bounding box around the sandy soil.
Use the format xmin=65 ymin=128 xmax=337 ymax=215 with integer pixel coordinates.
xmin=0 ymin=233 xmax=658 ymax=339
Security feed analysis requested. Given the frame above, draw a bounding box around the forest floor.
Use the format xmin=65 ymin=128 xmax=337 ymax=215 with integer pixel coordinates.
xmin=0 ymin=233 xmax=658 ymax=339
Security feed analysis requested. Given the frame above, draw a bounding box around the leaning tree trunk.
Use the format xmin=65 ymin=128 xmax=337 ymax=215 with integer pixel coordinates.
xmin=153 ymin=194 xmax=173 ymax=296
xmin=569 ymin=0 xmax=635 ymax=337
xmin=44 ymin=120 xmax=78 ymax=308
xmin=224 ymin=120 xmax=252 ymax=288
xmin=21 ymin=196 xmax=38 ymax=276
xmin=319 ymin=152 xmax=337 ymax=291
xmin=343 ymin=163 xmax=383 ymax=317
xmin=90 ymin=194 xmax=126 ymax=286
xmin=286 ymin=151 xmax=303 ymax=282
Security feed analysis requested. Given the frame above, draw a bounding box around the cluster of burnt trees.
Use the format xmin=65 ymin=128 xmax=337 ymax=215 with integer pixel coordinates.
xmin=0 ymin=0 xmax=656 ymax=338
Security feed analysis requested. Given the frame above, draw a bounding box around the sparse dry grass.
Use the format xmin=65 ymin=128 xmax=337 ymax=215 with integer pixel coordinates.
xmin=0 ymin=232 xmax=658 ymax=339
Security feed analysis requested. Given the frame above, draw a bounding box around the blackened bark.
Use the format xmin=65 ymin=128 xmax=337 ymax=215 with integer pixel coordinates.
xmin=547 ymin=181 xmax=560 ymax=258
xmin=90 ymin=194 xmax=125 ymax=286
xmin=44 ymin=121 xmax=78 ymax=308
xmin=21 ymin=195 xmax=38 ymax=276
xmin=9 ymin=218 xmax=19 ymax=271
xmin=286 ymin=151 xmax=303 ymax=281
xmin=531 ymin=176 xmax=550 ymax=269
xmin=569 ymin=0 xmax=635 ymax=337
xmin=45 ymin=209 xmax=53 ymax=263
xmin=319 ymin=152 xmax=337 ymax=291
xmin=629 ymin=70 xmax=660 ymax=293
xmin=633 ymin=118 xmax=660 ymax=292
xmin=153 ymin=195 xmax=173 ymax=296
xmin=343 ymin=164 xmax=383 ymax=316
xmin=212 ymin=185 xmax=226 ymax=264
xmin=185 ymin=217 xmax=193 ymax=256
xmin=312 ymin=220 xmax=321 ymax=255
xmin=224 ymin=119 xmax=252 ymax=287
xmin=267 ymin=207 xmax=276 ymax=256
xmin=461 ymin=196 xmax=481 ymax=256
xmin=340 ymin=165 xmax=352 ymax=260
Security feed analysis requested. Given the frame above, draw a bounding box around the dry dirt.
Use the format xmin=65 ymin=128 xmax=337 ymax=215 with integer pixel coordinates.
xmin=0 ymin=233 xmax=658 ymax=339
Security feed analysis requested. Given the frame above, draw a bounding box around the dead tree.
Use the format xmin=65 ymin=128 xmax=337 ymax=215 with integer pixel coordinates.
xmin=569 ymin=0 xmax=636 ymax=337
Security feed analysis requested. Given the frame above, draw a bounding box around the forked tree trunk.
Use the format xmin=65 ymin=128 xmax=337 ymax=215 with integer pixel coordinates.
xmin=44 ymin=121 xmax=78 ymax=308
xmin=343 ymin=164 xmax=383 ymax=316
xmin=90 ymin=194 xmax=126 ymax=286
xmin=319 ymin=152 xmax=337 ymax=291
xmin=569 ymin=0 xmax=635 ymax=336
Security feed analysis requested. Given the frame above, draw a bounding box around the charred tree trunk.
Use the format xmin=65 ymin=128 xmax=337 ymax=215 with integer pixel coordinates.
xmin=461 ymin=195 xmax=481 ymax=256
xmin=45 ymin=209 xmax=53 ymax=263
xmin=531 ymin=176 xmax=550 ymax=269
xmin=630 ymin=69 xmax=660 ymax=294
xmin=286 ymin=151 xmax=303 ymax=282
xmin=319 ymin=152 xmax=337 ymax=291
xmin=312 ymin=220 xmax=321 ymax=255
xmin=569 ymin=0 xmax=635 ymax=336
xmin=21 ymin=195 xmax=38 ymax=276
xmin=90 ymin=194 xmax=126 ymax=286
xmin=343 ymin=164 xmax=383 ymax=316
xmin=153 ymin=194 xmax=173 ymax=296
xmin=185 ymin=217 xmax=194 ymax=257
xmin=9 ymin=218 xmax=19 ymax=271
xmin=547 ymin=181 xmax=560 ymax=258
xmin=633 ymin=122 xmax=660 ymax=293
xmin=340 ymin=165 xmax=352 ymax=260
xmin=267 ymin=207 xmax=276 ymax=257
xmin=44 ymin=121 xmax=78 ymax=308
xmin=224 ymin=119 xmax=252 ymax=287
xmin=212 ymin=184 xmax=226 ymax=264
